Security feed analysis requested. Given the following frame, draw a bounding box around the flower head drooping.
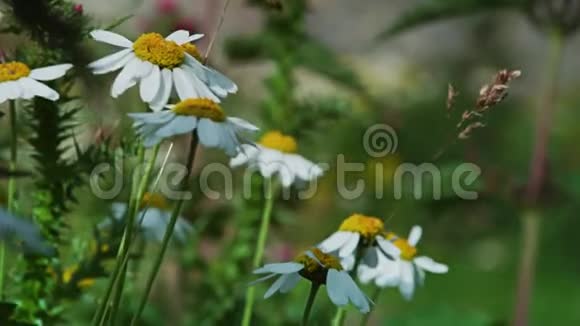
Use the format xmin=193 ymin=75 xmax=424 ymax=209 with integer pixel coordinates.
xmin=0 ymin=61 xmax=72 ymax=104
xmin=357 ymin=225 xmax=448 ymax=300
xmin=319 ymin=214 xmax=400 ymax=270
xmin=251 ymin=248 xmax=371 ymax=313
xmin=99 ymin=193 xmax=193 ymax=244
xmin=88 ymin=29 xmax=238 ymax=110
xmin=230 ymin=131 xmax=323 ymax=187
xmin=128 ymin=98 xmax=258 ymax=155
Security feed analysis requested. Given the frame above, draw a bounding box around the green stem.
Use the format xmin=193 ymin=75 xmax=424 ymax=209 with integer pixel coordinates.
xmin=241 ymin=178 xmax=276 ymax=326
xmin=302 ymin=283 xmax=320 ymax=326
xmin=108 ymin=144 xmax=160 ymax=323
xmin=0 ymin=99 xmax=17 ymax=299
xmin=360 ymin=288 xmax=381 ymax=326
xmin=513 ymin=29 xmax=563 ymax=326
xmin=130 ymin=134 xmax=199 ymax=326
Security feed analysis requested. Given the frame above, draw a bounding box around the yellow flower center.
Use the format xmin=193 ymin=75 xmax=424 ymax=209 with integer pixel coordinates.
xmin=295 ymin=248 xmax=342 ymax=284
xmin=0 ymin=61 xmax=31 ymax=82
xmin=133 ymin=33 xmax=186 ymax=69
xmin=77 ymin=278 xmax=96 ymax=289
xmin=338 ymin=214 xmax=384 ymax=242
xmin=385 ymin=232 xmax=417 ymax=261
xmin=172 ymin=98 xmax=226 ymax=122
xmin=259 ymin=131 xmax=298 ymax=153
xmin=182 ymin=43 xmax=203 ymax=62
xmin=140 ymin=192 xmax=170 ymax=210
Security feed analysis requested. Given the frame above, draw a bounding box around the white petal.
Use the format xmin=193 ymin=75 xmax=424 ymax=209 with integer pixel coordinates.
xmin=249 ymin=273 xmax=278 ymax=286
xmin=155 ymin=116 xmax=197 ymax=138
xmin=229 ymin=144 xmax=258 ymax=168
xmin=2 ymin=81 xmax=22 ymax=100
xmin=341 ymin=254 xmax=355 ymax=271
xmin=278 ymin=164 xmax=295 ymax=188
xmin=89 ymin=49 xmax=134 ymax=74
xmin=253 ymin=262 xmax=304 ymax=275
xmin=376 ymin=236 xmax=402 ymax=259
xmin=342 ymin=271 xmax=371 ymax=313
xmin=326 ymin=269 xmax=349 ymax=307
xmin=279 ymin=272 xmax=301 ymax=293
xmin=149 ymin=69 xmax=173 ymax=111
xmin=399 ymin=262 xmax=415 ymax=300
xmin=19 ymin=78 xmax=59 ymax=101
xmin=264 ymin=274 xmax=289 ymax=299
xmin=319 ymin=231 xmax=353 ymax=253
xmin=165 ymin=30 xmax=190 ymax=44
xmin=140 ymin=65 xmax=161 ymax=102
xmin=217 ymin=124 xmax=240 ymax=157
xmin=187 ymin=33 xmax=204 ymax=43
xmin=375 ymin=260 xmax=401 ymax=288
xmin=197 ymin=119 xmax=222 ymax=148
xmin=173 ymin=67 xmax=195 ymax=99
xmin=111 ymin=57 xmax=140 ymax=97
xmin=357 ymin=264 xmax=380 ymax=284
xmin=90 ymin=30 xmax=133 ymax=48
xmin=339 ymin=232 xmax=360 ymax=258
xmin=135 ymin=60 xmax=154 ymax=79
xmin=204 ymin=65 xmax=238 ymax=95
xmin=227 ymin=117 xmax=259 ymax=132
xmin=408 ymin=225 xmax=423 ymax=246
xmin=29 ymin=64 xmax=73 ymax=81
xmin=111 ymin=203 xmax=128 ymax=219
xmin=414 ymin=256 xmax=448 ymax=274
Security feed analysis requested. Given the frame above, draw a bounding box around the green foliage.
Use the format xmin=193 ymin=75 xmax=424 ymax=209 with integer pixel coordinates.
xmin=378 ymin=0 xmax=524 ymax=39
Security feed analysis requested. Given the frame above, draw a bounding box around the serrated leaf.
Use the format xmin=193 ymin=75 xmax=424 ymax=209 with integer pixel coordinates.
xmin=378 ymin=0 xmax=525 ymax=39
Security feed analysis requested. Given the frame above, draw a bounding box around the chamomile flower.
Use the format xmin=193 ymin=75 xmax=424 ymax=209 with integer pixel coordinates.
xmin=0 ymin=61 xmax=72 ymax=103
xmin=100 ymin=193 xmax=192 ymax=244
xmin=88 ymin=29 xmax=237 ymax=110
xmin=319 ymin=214 xmax=400 ymax=268
xmin=229 ymin=131 xmax=324 ymax=187
xmin=357 ymin=225 xmax=448 ymax=300
xmin=251 ymin=248 xmax=371 ymax=313
xmin=128 ymin=98 xmax=258 ymax=155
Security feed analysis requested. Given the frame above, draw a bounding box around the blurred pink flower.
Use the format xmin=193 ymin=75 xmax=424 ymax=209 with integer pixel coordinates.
xmin=73 ymin=3 xmax=83 ymax=14
xmin=157 ymin=0 xmax=178 ymax=14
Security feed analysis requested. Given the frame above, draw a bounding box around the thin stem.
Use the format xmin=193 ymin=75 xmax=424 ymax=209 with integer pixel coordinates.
xmin=130 ymin=134 xmax=199 ymax=326
xmin=108 ymin=144 xmax=161 ymax=323
xmin=241 ymin=178 xmax=276 ymax=326
xmin=513 ymin=29 xmax=564 ymax=326
xmin=332 ymin=308 xmax=346 ymax=326
xmin=0 ymin=99 xmax=17 ymax=299
xmin=302 ymin=283 xmax=320 ymax=326
xmin=204 ymin=0 xmax=232 ymax=62
xmin=360 ymin=288 xmax=381 ymax=326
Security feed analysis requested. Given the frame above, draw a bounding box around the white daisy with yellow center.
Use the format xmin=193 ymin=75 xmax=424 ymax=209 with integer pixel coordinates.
xmin=251 ymin=248 xmax=371 ymax=313
xmin=88 ymin=30 xmax=237 ymax=110
xmin=100 ymin=193 xmax=192 ymax=244
xmin=319 ymin=214 xmax=401 ymax=268
xmin=357 ymin=225 xmax=448 ymax=300
xmin=0 ymin=61 xmax=72 ymax=103
xmin=128 ymin=98 xmax=258 ymax=155
xmin=229 ymin=131 xmax=324 ymax=187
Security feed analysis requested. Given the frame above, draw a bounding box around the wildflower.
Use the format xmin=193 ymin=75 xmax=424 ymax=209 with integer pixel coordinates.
xmin=318 ymin=214 xmax=400 ymax=268
xmin=88 ymin=29 xmax=237 ymax=110
xmin=128 ymin=98 xmax=257 ymax=154
xmin=99 ymin=193 xmax=193 ymax=244
xmin=251 ymin=248 xmax=371 ymax=313
xmin=0 ymin=62 xmax=72 ymax=104
xmin=357 ymin=225 xmax=448 ymax=300
xmin=229 ymin=131 xmax=324 ymax=187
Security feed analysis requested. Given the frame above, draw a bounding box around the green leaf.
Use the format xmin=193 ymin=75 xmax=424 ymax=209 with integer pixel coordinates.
xmin=378 ymin=0 xmax=525 ymax=39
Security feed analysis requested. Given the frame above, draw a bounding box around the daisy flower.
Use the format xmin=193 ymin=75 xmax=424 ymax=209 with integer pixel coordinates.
xmin=88 ymin=29 xmax=237 ymax=110
xmin=318 ymin=214 xmax=400 ymax=268
xmin=229 ymin=131 xmax=324 ymax=187
xmin=99 ymin=193 xmax=192 ymax=244
xmin=128 ymin=98 xmax=258 ymax=155
xmin=0 ymin=61 xmax=72 ymax=103
xmin=357 ymin=225 xmax=448 ymax=300
xmin=251 ymin=248 xmax=371 ymax=313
